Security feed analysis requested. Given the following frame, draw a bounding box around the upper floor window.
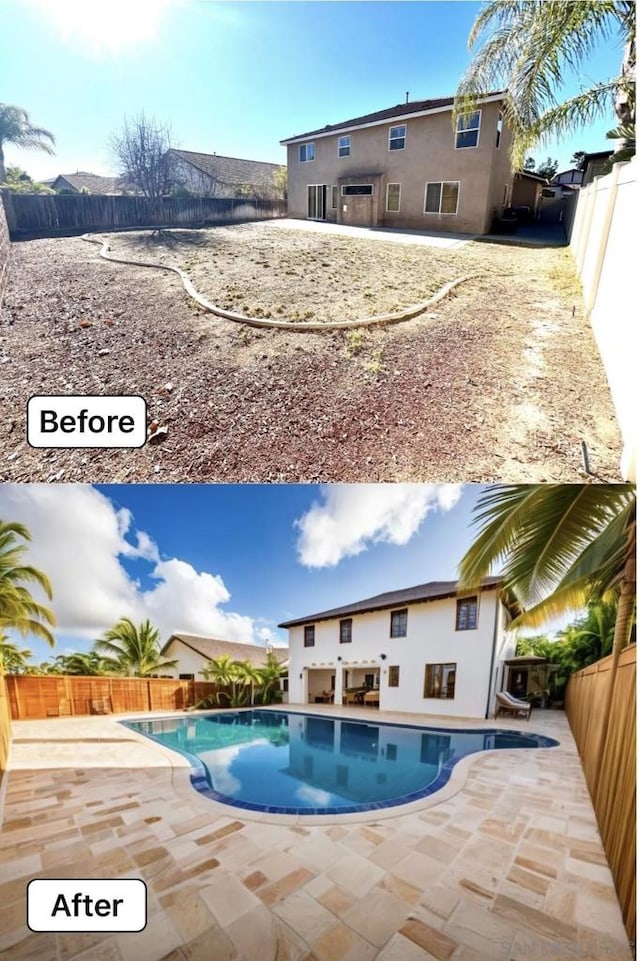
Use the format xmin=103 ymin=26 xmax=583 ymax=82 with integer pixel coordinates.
xmin=304 ymin=624 xmax=315 ymax=647
xmin=456 ymin=597 xmax=478 ymax=631
xmin=339 ymin=618 xmax=352 ymax=644
xmin=390 ymin=608 xmax=408 ymax=638
xmin=338 ymin=135 xmax=351 ymax=158
xmin=389 ymin=125 xmax=406 ymax=150
xmin=425 ymin=181 xmax=459 ymax=215
xmin=299 ymin=143 xmax=315 ymax=163
xmin=496 ymin=111 xmax=503 ymax=149
xmin=455 ymin=111 xmax=481 ymax=149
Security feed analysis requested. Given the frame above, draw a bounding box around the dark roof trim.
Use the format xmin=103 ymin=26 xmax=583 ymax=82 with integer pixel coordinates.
xmin=582 ymin=149 xmax=614 ymax=163
xmin=278 ymin=577 xmax=516 ymax=628
xmin=281 ymin=92 xmax=505 ymax=145
xmin=514 ymin=170 xmax=548 ymax=183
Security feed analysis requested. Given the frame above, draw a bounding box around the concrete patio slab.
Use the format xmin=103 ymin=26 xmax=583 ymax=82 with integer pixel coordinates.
xmin=0 ymin=707 xmax=631 ymax=961
xmin=269 ymin=218 xmax=472 ymax=249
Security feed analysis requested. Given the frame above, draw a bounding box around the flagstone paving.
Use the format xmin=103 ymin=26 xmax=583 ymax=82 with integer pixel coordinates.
xmin=0 ymin=707 xmax=632 ymax=961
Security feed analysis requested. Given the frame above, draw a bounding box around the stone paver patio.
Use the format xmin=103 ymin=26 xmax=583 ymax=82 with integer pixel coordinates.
xmin=0 ymin=706 xmax=631 ymax=961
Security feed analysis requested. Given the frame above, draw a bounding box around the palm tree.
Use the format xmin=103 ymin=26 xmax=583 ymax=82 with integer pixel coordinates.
xmin=569 ymin=599 xmax=619 ymax=660
xmin=234 ymin=660 xmax=264 ymax=706
xmin=0 ymin=520 xmax=56 ymax=653
xmin=93 ymin=618 xmax=177 ymax=676
xmin=257 ymin=651 xmax=288 ymax=705
xmin=53 ymin=651 xmax=115 ymax=676
xmin=455 ymin=1 xmax=636 ymax=168
xmin=459 ymin=484 xmax=635 ymax=769
xmin=200 ymin=655 xmax=249 ymax=707
xmin=0 ymin=104 xmax=56 ymax=182
xmin=0 ymin=635 xmax=34 ymax=674
xmin=515 ymin=634 xmax=558 ymax=659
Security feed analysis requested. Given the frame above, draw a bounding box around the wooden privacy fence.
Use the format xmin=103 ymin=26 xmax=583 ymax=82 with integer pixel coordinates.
xmin=5 ymin=674 xmax=221 ymax=719
xmin=1 ymin=191 xmax=287 ymax=237
xmin=564 ymin=645 xmax=636 ymax=941
xmin=0 ymin=673 xmax=11 ymax=789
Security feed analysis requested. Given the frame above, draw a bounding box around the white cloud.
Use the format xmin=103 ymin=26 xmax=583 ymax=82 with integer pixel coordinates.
xmin=142 ymin=558 xmax=254 ymax=643
xmin=295 ymin=484 xmax=463 ymax=568
xmin=0 ymin=485 xmax=260 ymax=646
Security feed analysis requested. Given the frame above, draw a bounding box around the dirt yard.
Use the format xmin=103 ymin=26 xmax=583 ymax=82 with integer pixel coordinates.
xmin=0 ymin=221 xmax=621 ymax=483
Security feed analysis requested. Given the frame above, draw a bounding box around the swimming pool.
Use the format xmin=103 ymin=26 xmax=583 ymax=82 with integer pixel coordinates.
xmin=126 ymin=710 xmax=559 ymax=815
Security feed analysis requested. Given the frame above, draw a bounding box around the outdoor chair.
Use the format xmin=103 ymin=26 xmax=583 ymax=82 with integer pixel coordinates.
xmin=363 ymin=690 xmax=380 ymax=707
xmin=89 ymin=697 xmax=112 ymax=715
xmin=495 ymin=691 xmax=531 ymax=720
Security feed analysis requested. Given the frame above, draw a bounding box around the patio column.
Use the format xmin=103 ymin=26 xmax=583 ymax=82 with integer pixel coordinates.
xmin=334 ymin=662 xmax=344 ymax=705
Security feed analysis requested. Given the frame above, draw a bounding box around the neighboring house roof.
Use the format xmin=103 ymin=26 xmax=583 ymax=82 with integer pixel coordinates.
xmin=514 ymin=170 xmax=548 ymax=183
xmin=161 ymin=632 xmax=288 ymax=667
xmin=279 ymin=577 xmax=518 ymax=628
xmin=581 ymin=149 xmax=614 ymax=167
xmin=52 ymin=172 xmax=132 ymax=194
xmin=280 ymin=91 xmax=505 ymax=144
xmin=552 ymin=168 xmax=583 ymax=184
xmin=167 ymin=149 xmax=284 ymax=187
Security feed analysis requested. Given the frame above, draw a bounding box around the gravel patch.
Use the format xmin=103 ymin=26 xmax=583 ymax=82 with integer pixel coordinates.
xmin=0 ymin=222 xmax=621 ymax=482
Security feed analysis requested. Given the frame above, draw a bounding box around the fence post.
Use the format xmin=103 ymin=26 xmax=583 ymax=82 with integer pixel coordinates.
xmin=584 ymin=162 xmax=622 ymax=315
xmin=573 ymin=179 xmax=598 ymax=273
xmin=9 ymin=676 xmax=21 ymax=720
xmin=64 ymin=675 xmax=74 ymax=715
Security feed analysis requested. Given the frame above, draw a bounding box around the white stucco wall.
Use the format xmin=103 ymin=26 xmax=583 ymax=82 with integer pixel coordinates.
xmin=161 ymin=640 xmax=207 ymax=679
xmin=287 ymin=589 xmax=510 ymax=719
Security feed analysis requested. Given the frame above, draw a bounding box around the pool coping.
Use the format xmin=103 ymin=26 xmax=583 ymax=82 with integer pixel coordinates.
xmin=119 ymin=706 xmax=561 ymax=825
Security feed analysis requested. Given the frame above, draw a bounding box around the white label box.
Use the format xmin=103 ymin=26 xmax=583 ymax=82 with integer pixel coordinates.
xmin=27 ymin=395 xmax=147 ymax=448
xmin=27 ymin=878 xmax=147 ymax=932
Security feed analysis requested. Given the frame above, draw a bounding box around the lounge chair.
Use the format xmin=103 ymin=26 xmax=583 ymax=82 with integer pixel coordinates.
xmin=363 ymin=690 xmax=380 ymax=707
xmin=495 ymin=691 xmax=531 ymax=720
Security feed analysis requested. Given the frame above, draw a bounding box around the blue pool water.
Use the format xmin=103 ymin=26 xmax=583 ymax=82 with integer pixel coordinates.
xmin=125 ymin=710 xmax=558 ymax=815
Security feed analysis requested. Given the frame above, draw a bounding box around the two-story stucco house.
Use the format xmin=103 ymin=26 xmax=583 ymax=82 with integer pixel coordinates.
xmin=278 ymin=577 xmax=520 ymax=719
xmin=280 ymin=92 xmax=513 ymax=235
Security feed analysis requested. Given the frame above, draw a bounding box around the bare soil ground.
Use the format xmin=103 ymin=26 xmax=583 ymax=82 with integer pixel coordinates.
xmin=0 ymin=222 xmax=621 ymax=483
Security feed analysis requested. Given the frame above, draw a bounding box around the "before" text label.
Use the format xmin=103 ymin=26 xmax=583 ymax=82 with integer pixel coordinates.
xmin=27 ymin=396 xmax=147 ymax=448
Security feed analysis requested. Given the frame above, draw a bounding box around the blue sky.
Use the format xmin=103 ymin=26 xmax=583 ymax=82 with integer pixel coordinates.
xmin=1 ymin=1 xmax=624 ymax=180
xmin=0 ymin=483 xmax=574 ymax=666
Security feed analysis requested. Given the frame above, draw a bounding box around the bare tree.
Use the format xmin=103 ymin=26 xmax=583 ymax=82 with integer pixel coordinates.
xmin=110 ymin=112 xmax=173 ymax=199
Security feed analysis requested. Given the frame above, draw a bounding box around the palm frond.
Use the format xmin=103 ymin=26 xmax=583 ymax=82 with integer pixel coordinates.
xmin=455 ymin=1 xmax=633 ymax=168
xmin=459 ymin=484 xmax=635 ymax=616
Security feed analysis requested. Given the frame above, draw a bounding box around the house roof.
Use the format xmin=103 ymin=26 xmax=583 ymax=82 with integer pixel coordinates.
xmin=551 ymin=168 xmax=583 ymax=183
xmin=514 ymin=170 xmax=548 ymax=183
xmin=167 ymin=149 xmax=284 ymax=186
xmin=280 ymin=91 xmax=505 ymax=144
xmin=581 ymin=149 xmax=614 ymax=167
xmin=503 ymin=655 xmax=548 ymax=666
xmin=161 ymin=633 xmax=288 ymax=667
xmin=278 ymin=577 xmax=516 ymax=628
xmin=52 ymin=172 xmax=130 ymax=194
